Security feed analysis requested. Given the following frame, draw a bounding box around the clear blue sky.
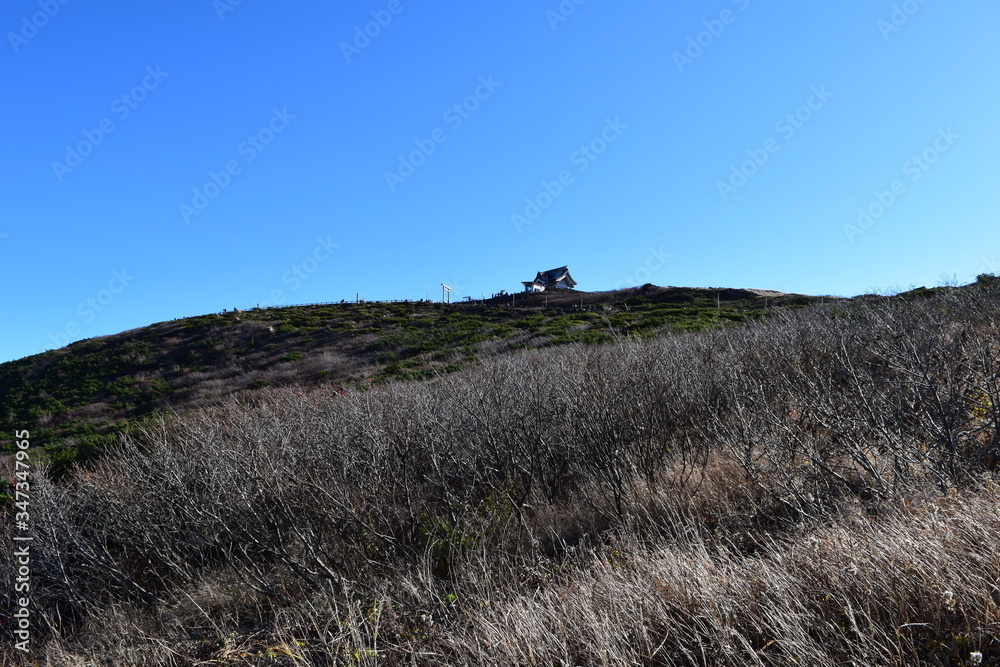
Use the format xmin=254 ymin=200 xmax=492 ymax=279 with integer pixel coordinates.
xmin=2 ymin=0 xmax=998 ymax=362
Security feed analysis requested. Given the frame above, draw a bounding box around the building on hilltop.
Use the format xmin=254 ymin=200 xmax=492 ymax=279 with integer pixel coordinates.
xmin=522 ymin=266 xmax=577 ymax=292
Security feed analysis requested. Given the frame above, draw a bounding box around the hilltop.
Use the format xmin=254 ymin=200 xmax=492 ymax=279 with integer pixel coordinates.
xmin=0 ymin=285 xmax=823 ymax=470
xmin=4 ymin=275 xmax=1000 ymax=665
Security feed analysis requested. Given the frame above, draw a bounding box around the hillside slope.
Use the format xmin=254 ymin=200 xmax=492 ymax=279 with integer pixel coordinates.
xmin=5 ymin=276 xmax=1000 ymax=665
xmin=0 ymin=285 xmax=821 ymax=466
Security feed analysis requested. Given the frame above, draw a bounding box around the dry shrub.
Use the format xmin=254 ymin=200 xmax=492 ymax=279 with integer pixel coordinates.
xmin=4 ymin=280 xmax=1000 ymax=665
xmin=451 ymin=483 xmax=1000 ymax=666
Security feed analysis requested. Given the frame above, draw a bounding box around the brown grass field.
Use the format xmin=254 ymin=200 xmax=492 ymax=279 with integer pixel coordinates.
xmin=3 ymin=279 xmax=1000 ymax=665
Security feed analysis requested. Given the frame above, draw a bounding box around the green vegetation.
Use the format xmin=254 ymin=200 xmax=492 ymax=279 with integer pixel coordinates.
xmin=0 ymin=286 xmax=814 ymax=463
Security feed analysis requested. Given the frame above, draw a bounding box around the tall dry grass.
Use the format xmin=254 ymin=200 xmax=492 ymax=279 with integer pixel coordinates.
xmin=4 ymin=280 xmax=1000 ymax=665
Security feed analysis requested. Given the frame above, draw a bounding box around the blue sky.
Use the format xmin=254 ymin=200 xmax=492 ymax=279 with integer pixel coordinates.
xmin=2 ymin=0 xmax=998 ymax=363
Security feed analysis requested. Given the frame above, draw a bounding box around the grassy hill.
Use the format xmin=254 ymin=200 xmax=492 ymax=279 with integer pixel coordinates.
xmin=3 ymin=276 xmax=1000 ymax=665
xmin=0 ymin=285 xmax=823 ymax=472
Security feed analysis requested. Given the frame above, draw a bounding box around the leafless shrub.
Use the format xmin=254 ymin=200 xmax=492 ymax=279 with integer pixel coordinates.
xmin=5 ymin=279 xmax=1000 ymax=664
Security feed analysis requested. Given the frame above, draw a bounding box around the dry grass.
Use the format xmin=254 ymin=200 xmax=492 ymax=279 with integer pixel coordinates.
xmin=4 ymin=281 xmax=1000 ymax=665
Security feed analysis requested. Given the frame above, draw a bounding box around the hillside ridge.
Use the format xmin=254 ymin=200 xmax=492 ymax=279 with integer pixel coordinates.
xmin=0 ymin=283 xmax=838 ymax=469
